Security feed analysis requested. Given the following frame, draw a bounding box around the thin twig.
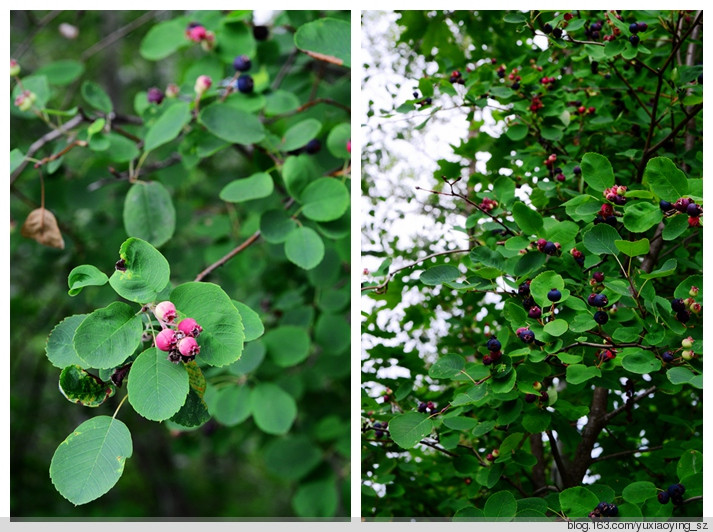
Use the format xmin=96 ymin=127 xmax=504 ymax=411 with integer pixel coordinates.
xmin=604 ymin=386 xmax=657 ymax=423
xmin=12 ymin=11 xmax=62 ymax=59
xmin=591 ymin=445 xmax=663 ymax=464
xmin=81 ymin=11 xmax=162 ymax=61
xmin=545 ymin=430 xmax=568 ymax=486
xmin=194 ymin=231 xmax=261 ymax=282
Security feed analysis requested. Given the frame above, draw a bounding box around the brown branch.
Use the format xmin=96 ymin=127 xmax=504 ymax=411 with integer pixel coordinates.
xmin=194 ymin=231 xmax=261 ymax=282
xmin=530 ymin=433 xmax=546 ymax=491
xmin=545 ymin=430 xmax=569 ymax=487
xmin=604 ymin=385 xmax=657 ymax=423
xmin=87 ymin=153 xmax=182 ymax=191
xmin=645 ymin=103 xmax=703 ymax=156
xmin=567 ymin=386 xmax=609 ymax=487
xmin=267 ymin=97 xmax=351 ymax=122
xmin=11 ymin=113 xmax=85 ymax=184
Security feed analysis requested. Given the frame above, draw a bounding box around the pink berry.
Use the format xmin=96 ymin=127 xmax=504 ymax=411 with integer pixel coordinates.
xmin=347 ymin=139 xmax=351 ymax=153
xmin=194 ymin=75 xmax=212 ymax=96
xmin=177 ymin=336 xmax=200 ymax=357
xmin=186 ymin=24 xmax=207 ymax=42
xmin=154 ymin=301 xmax=176 ymax=323
xmin=178 ymin=318 xmax=203 ymax=337
xmin=155 ymin=329 xmax=177 ymax=352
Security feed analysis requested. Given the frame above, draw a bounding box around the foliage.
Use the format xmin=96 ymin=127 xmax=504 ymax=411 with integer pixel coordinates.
xmin=11 ymin=10 xmax=350 ymax=517
xmin=362 ymin=10 xmax=702 ymax=520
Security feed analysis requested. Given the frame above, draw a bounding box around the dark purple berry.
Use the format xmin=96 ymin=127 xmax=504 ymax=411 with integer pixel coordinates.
xmin=236 ymin=74 xmax=254 ymax=94
xmin=543 ymin=23 xmax=553 ymax=34
xmin=543 ymin=241 xmax=557 ymax=255
xmin=490 ymin=350 xmax=502 ymax=363
xmin=660 ymin=200 xmax=673 ymax=211
xmin=525 ymin=394 xmax=537 ymax=403
xmin=483 ymin=355 xmax=493 ymax=365
xmin=518 ymin=329 xmax=535 ymax=344
xmin=573 ymin=166 xmax=582 ymax=175
xmin=518 ymin=281 xmax=531 ymax=297
xmin=552 ymin=27 xmax=563 ymax=39
xmin=629 ymin=22 xmax=640 ymax=33
xmin=629 ymin=34 xmax=640 ymax=46
xmin=418 ymin=402 xmax=427 ymax=413
xmin=305 ymin=139 xmax=321 ymax=154
xmin=676 ymin=310 xmax=691 ymax=323
xmin=528 ymin=306 xmax=542 ymax=319
xmin=589 ymin=293 xmax=608 ymax=307
xmin=522 ymin=296 xmax=536 ymax=310
xmin=593 ymin=311 xmax=609 ymax=324
xmin=486 ymin=338 xmax=501 ymax=352
xmin=637 ymin=22 xmax=648 ymax=32
xmin=233 ymin=54 xmax=252 ymax=72
xmin=671 ymin=298 xmax=686 ymax=312
xmin=147 ymin=87 xmax=164 ymax=104
xmin=658 ymin=491 xmax=670 ymax=504
xmin=662 ymin=351 xmax=674 ymax=363
xmin=686 ymin=203 xmax=701 ymax=217
xmin=547 ymin=288 xmax=562 ymax=302
xmin=253 ymin=25 xmax=269 ymax=40
xmin=593 ymin=271 xmax=605 ymax=283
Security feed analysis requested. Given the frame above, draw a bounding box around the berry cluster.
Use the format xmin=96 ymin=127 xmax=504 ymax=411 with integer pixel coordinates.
xmin=598 ymin=348 xmax=616 ymax=364
xmin=603 ymin=185 xmax=628 ymax=205
xmin=529 ymin=94 xmax=544 ymax=113
xmin=412 ymin=91 xmax=432 ymax=107
xmin=589 ymin=502 xmax=618 ymax=519
xmin=628 ymin=21 xmax=648 ymax=46
xmin=372 ymin=421 xmax=387 ymax=439
xmin=540 ymin=75 xmax=556 ymax=88
xmin=485 ymin=449 xmax=500 ymax=462
xmin=525 ymin=381 xmax=548 ymax=405
xmin=519 ymin=280 xmax=539 ymax=319
xmin=14 ymin=90 xmax=37 ymax=112
xmin=660 ymin=197 xmax=703 ymax=228
xmin=483 ymin=336 xmax=502 ymax=365
xmin=587 ymin=292 xmax=608 ymax=308
xmin=507 ymin=68 xmax=521 ymax=90
xmin=152 ymin=301 xmax=203 ymax=363
xmin=535 ymin=238 xmax=561 ymax=256
xmin=232 ymin=54 xmax=255 ymax=94
xmin=658 ymin=483 xmax=685 ymax=505
xmin=671 ymin=294 xmax=701 ymax=323
xmin=570 ymin=248 xmax=585 ymax=267
xmin=479 ymin=197 xmax=498 ymax=213
xmin=417 ymin=401 xmax=437 ymax=413
xmin=516 ymin=327 xmax=535 ymax=344
xmin=449 ymin=70 xmax=465 ymax=85
xmin=594 ymin=202 xmax=617 ymax=226
xmin=185 ymin=22 xmax=215 ymax=51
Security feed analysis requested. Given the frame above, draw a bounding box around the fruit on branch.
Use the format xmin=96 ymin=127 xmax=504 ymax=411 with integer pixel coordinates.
xmin=661 ymin=351 xmax=674 ymax=363
xmin=10 ymin=58 xmax=20 ymax=77
xmin=681 ymin=336 xmax=694 ymax=349
xmin=589 ymin=502 xmax=618 ymax=518
xmin=518 ymin=280 xmax=531 ymax=297
xmin=588 ymin=293 xmax=608 ymax=307
xmin=305 ymin=139 xmax=321 ymax=154
xmin=14 ymin=90 xmax=36 ymax=112
xmin=486 ymin=337 xmax=501 ymax=352
xmin=185 ymin=22 xmax=207 ymax=42
xmin=658 ymin=491 xmax=670 ymax=504
xmin=177 ymin=336 xmax=200 ymax=358
xmin=178 ymin=317 xmax=203 ymax=338
xmin=154 ymin=301 xmax=177 ymax=323
xmin=670 ymin=298 xmax=686 ymax=312
xmin=253 ymin=25 xmax=269 ymax=40
xmin=233 ymin=54 xmax=252 ymax=72
xmin=547 ymin=288 xmax=562 ymax=302
xmin=516 ymin=327 xmax=535 ymax=344
xmin=155 ymin=329 xmax=178 ymax=352
xmin=528 ymin=306 xmax=542 ymax=319
xmin=147 ymin=87 xmax=164 ymax=104
xmin=236 ymin=74 xmax=254 ymax=94
xmin=629 ymin=35 xmax=640 ymax=46
xmin=194 ymin=75 xmax=212 ymax=96
xmin=570 ymin=248 xmax=585 ymax=266
xmin=686 ymin=203 xmax=701 ymax=217
xmin=593 ymin=310 xmax=609 ymax=325
xmin=688 ymin=286 xmax=699 ymax=297
xmin=525 ymin=393 xmax=537 ymax=403
xmin=592 ymin=271 xmax=605 ymax=283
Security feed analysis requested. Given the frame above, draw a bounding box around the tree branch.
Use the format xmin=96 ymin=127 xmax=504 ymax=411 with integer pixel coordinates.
xmin=545 ymin=430 xmax=569 ymax=487
xmin=567 ymin=386 xmax=608 ymax=486
xmin=604 ymin=385 xmax=657 ymax=423
xmin=591 ymin=445 xmax=663 ymax=464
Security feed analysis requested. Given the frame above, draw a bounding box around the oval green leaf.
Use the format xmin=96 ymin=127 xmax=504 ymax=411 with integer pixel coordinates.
xmin=264 ymin=435 xmax=322 ymax=481
xmin=623 ymin=202 xmax=662 ymax=233
xmin=250 ymin=383 xmax=297 ymax=435
xmin=559 ymin=486 xmax=599 ymax=518
xmin=260 ymin=209 xmax=297 ymax=243
xmin=543 ymin=319 xmax=568 ymax=337
xmin=232 ymin=301 xmax=264 ymax=342
xmin=263 ymin=326 xmax=310 ymax=367
xmin=67 ymin=265 xmax=108 ymax=296
xmin=81 ymin=80 xmax=112 ymax=114
xmin=299 ymin=178 xmax=350 ymax=222
xmin=565 ymin=364 xmax=601 ymax=385
xmin=139 ymin=17 xmax=188 ymax=60
xmin=123 ymin=181 xmax=176 ymax=247
xmin=615 ymin=238 xmax=650 ymax=257
xmin=581 ymin=152 xmax=615 ymax=192
xmin=622 ymin=481 xmax=657 ymax=504
xmin=389 ymin=412 xmax=433 ymax=449
xmin=219 ymin=172 xmax=274 ymax=203
xmin=483 ymin=490 xmax=517 ymax=520
xmin=429 ymin=354 xmax=465 ymax=379
xmin=284 ymin=226 xmax=325 ymax=270
xmin=199 ymin=103 xmax=266 ymax=145
xmin=643 ymin=157 xmax=688 ymax=201
xmin=46 ymin=314 xmax=90 ymax=368
xmin=512 ymin=201 xmax=543 ymax=236
xmin=73 ymin=302 xmax=143 ymax=369
xmin=35 ymin=59 xmax=85 ymax=86
xmin=420 ymin=265 xmax=460 ymax=286
xmin=281 ymin=118 xmax=322 ymax=152
xmin=211 ymin=385 xmax=252 ymax=426
xmin=50 ymin=416 xmax=132 ymax=505
xmin=294 ymin=18 xmax=350 ymax=68
xmin=109 ymin=238 xmax=171 ymax=304
xmin=582 ymin=223 xmax=622 ymax=255
xmin=144 ymin=101 xmax=191 ymax=153
xmin=127 ymin=347 xmax=189 ymax=421
xmin=326 ymin=123 xmax=351 ymax=158
xmin=58 ymin=365 xmax=115 ymax=407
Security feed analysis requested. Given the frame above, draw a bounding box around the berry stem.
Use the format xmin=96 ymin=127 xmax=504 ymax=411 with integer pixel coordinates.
xmin=112 ymin=394 xmax=129 ymax=420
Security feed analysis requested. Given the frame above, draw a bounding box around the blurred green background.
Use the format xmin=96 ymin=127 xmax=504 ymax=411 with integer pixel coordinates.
xmin=10 ymin=10 xmax=351 ymax=518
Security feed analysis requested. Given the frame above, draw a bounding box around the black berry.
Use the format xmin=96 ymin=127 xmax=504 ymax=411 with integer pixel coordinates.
xmin=253 ymin=25 xmax=269 ymax=40
xmin=547 ymin=288 xmax=562 ymax=302
xmin=670 ymin=298 xmax=686 ymax=312
xmin=543 ymin=241 xmax=558 ymax=255
xmin=593 ymin=311 xmax=609 ymax=324
xmin=686 ymin=203 xmax=701 ymax=217
xmin=486 ymin=338 xmax=501 ymax=352
xmin=661 ymin=351 xmax=674 ymax=363
xmin=305 ymin=139 xmax=321 ymax=154
xmin=233 ymin=55 xmax=251 ymax=72
xmin=660 ymin=200 xmax=673 ymax=211
xmin=629 ymin=35 xmax=640 ymax=46
xmin=629 ymin=22 xmax=640 ymax=33
xmin=237 ymin=74 xmax=254 ymax=93
xmin=543 ymin=23 xmax=553 ymax=34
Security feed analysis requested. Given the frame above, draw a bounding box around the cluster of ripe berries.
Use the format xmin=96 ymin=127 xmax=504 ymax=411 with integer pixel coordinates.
xmin=152 ymin=301 xmax=203 ymax=363
xmin=412 ymin=91 xmax=432 ymax=107
xmin=570 ymin=247 xmax=585 ymax=267
xmin=534 ymin=238 xmax=561 ymax=256
xmin=479 ymin=197 xmax=498 ymax=213
xmin=483 ymin=337 xmax=503 ymax=366
xmin=541 ymin=23 xmax=563 ymax=39
xmin=524 ymin=381 xmax=548 ymax=404
xmin=449 ymin=70 xmax=465 ymax=85
xmin=658 ymin=483 xmax=685 ymax=505
xmin=628 ymin=21 xmax=648 ymax=47
xmin=507 ymin=68 xmax=521 ymax=90
xmin=588 ymin=272 xmax=610 ymax=324
xmin=518 ymin=281 xmax=539 ymax=330
xmin=529 ymin=94 xmax=544 ymax=113
xmin=231 ymin=54 xmax=255 ymax=94
xmin=540 ymin=76 xmax=556 ymax=88
xmin=671 ymin=292 xmax=701 ymax=323
xmin=594 ymin=202 xmax=618 ymax=227
xmin=372 ymin=421 xmax=388 ymax=439
xmin=660 ymin=197 xmax=702 ymax=228
xmin=417 ymin=401 xmax=437 ymax=413
xmin=589 ymin=502 xmax=618 ymax=519
xmin=603 ymin=185 xmax=628 ymax=205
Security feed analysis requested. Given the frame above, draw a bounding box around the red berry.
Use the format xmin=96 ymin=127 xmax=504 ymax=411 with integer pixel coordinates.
xmin=178 ymin=318 xmax=203 ymax=337
xmin=155 ymin=329 xmax=177 ymax=352
xmin=154 ymin=301 xmax=177 ymax=323
xmin=177 ymin=336 xmax=200 ymax=357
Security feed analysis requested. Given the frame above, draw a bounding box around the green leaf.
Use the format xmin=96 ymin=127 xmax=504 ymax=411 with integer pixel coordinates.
xmin=292 ymin=478 xmax=338 ymax=518
xmin=123 ymin=181 xmax=176 ymax=247
xmin=543 ymin=319 xmax=568 ymax=337
xmin=294 ymin=18 xmax=350 ymax=68
xmin=250 ymin=383 xmax=297 ymax=435
xmin=666 ymin=367 xmax=702 ymax=389
xmin=215 ymin=20 xmax=256 ymax=64
xmin=107 ymin=133 xmax=140 ymax=163
xmin=144 ymin=101 xmax=191 ymax=152
xmin=565 ymin=364 xmax=601 ymax=385
xmin=50 ymin=416 xmax=133 ymax=505
xmin=545 ymin=221 xmax=579 ymax=244
xmin=139 ymin=17 xmax=188 ymax=60
xmin=284 ymin=226 xmax=324 ymax=270
xmin=483 ymin=490 xmax=516 ymax=520
xmin=674 ymin=274 xmax=703 ymax=299
xmin=622 ymin=481 xmax=657 ymax=504
xmin=580 ymin=152 xmax=615 ymax=192
xmin=35 ymin=59 xmax=85 ymax=86
xmin=219 ymin=172 xmax=274 ymax=203
xmin=265 ymin=90 xmax=300 ymax=116
xmin=199 ymin=103 xmax=266 ymax=145
xmin=389 ymin=412 xmax=433 ymax=449
xmin=109 ymin=238 xmax=171 ymax=303
xmin=615 ymin=238 xmax=650 ymax=257
xmin=326 ymin=122 xmax=351 ymax=158
xmin=46 ymin=314 xmax=90 ymax=369
xmin=73 ymin=302 xmax=143 ymax=369
xmin=263 ymin=326 xmax=310 ymax=367
xmin=299 ymin=178 xmax=350 ymax=222
xmin=170 ymin=388 xmax=210 ymax=428
xmin=429 ymin=354 xmax=465 ymax=379
xmin=232 ymin=301 xmax=264 ymax=342
xmin=81 ymin=80 xmax=113 ymax=114
xmin=640 ymin=258 xmax=677 ymax=280
xmin=67 ymin=265 xmax=109 ymax=296
xmin=420 ymin=265 xmax=460 ymax=286
xmin=643 ymin=157 xmax=689 ymax=201
xmin=662 ymin=215 xmax=689 ymax=241
xmin=314 ymin=313 xmax=350 ymax=355
xmin=506 ymin=124 xmax=528 ymax=141
xmin=442 ymin=416 xmax=478 ymax=430
xmin=282 ymin=154 xmax=318 ymax=200
xmin=512 ymin=201 xmax=543 ymax=235
xmin=58 ymin=365 xmax=115 ymax=407
xmin=171 ymin=282 xmax=245 ymax=367
xmin=621 ymin=351 xmax=661 ymax=374
xmin=530 ymin=270 xmax=565 ymax=309
xmin=522 ymin=411 xmax=551 ymax=433
xmin=280 ymin=118 xmax=322 ymax=152
xmin=623 ymin=202 xmax=663 ymax=233
xmin=604 ymin=39 xmax=626 ymax=57
xmin=127 ymin=348 xmax=189 ymax=421
xmin=559 ymin=486 xmax=599 ymax=518
xmin=10 ymin=148 xmax=24 ymax=173
xmin=503 ymin=12 xmax=527 ymax=23
xmin=211 ymin=385 xmax=252 ymax=426
xmin=227 ymin=341 xmax=265 ymax=375
xmin=260 ymin=209 xmax=297 ymax=243
xmin=582 ymin=223 xmax=621 ymax=255
xmin=677 ymin=449 xmax=703 ymax=479
xmin=264 ymin=435 xmax=322 ymax=481
xmin=12 ymin=75 xmax=50 ymax=113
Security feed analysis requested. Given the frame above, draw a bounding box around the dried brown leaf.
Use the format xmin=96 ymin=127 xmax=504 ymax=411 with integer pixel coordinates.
xmin=20 ymin=208 xmax=65 ymax=249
